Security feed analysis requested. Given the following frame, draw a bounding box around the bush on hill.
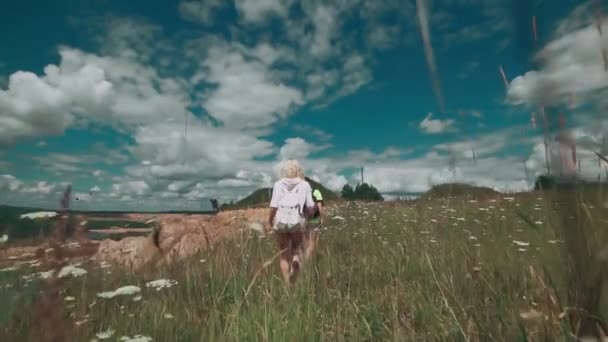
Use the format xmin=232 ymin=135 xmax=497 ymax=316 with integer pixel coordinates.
xmin=421 ymin=183 xmax=499 ymax=201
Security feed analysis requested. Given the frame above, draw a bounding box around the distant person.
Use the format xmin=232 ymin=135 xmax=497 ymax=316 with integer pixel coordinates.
xmin=209 ymin=198 xmax=219 ymax=212
xmin=267 ymin=159 xmax=315 ymax=285
xmin=303 ymin=176 xmax=323 ymax=260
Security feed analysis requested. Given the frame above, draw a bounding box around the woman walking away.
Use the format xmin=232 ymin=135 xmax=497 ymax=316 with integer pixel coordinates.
xmin=267 ymin=160 xmax=315 ymax=285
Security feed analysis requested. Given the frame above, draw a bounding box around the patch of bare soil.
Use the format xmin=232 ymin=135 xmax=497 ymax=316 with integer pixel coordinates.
xmin=0 ymin=208 xmax=270 ymax=270
xmin=94 ymin=208 xmax=270 ymax=269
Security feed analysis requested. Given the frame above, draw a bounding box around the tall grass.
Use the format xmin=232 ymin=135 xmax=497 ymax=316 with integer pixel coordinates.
xmin=0 ymin=193 xmax=606 ymax=341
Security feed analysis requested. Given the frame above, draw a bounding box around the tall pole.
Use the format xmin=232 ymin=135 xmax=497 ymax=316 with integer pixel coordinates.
xmin=472 ymin=148 xmax=477 ymax=166
xmin=361 ymin=167 xmax=364 ymax=184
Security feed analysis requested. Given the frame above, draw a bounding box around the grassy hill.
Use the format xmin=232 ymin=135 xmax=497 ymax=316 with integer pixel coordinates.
xmin=221 ymin=178 xmax=339 ymax=210
xmin=420 ymin=183 xmax=500 ymax=201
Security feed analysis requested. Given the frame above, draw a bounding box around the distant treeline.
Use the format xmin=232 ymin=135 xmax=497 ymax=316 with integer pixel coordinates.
xmin=340 ymin=183 xmax=384 ymax=201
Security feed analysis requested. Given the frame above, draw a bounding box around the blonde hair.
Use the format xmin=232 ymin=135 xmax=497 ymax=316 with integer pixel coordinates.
xmin=280 ymin=159 xmax=304 ymax=179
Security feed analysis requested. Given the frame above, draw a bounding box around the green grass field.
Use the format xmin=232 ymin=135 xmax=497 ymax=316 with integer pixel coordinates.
xmin=1 ymin=191 xmax=607 ymax=341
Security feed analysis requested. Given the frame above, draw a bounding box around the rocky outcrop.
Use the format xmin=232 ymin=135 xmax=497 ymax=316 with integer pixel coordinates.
xmin=94 ymin=208 xmax=270 ymax=269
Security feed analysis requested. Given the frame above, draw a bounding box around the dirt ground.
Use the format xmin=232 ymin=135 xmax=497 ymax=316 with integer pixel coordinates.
xmin=0 ymin=208 xmax=270 ymax=270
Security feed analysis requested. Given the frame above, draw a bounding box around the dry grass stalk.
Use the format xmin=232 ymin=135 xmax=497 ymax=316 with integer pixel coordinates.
xmin=30 ymin=184 xmax=74 ymax=342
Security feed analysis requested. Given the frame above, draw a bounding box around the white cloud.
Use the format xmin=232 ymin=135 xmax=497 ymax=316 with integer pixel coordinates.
xmin=507 ymin=21 xmax=608 ymax=107
xmin=20 ymin=181 xmax=56 ymax=195
xmin=0 ymin=174 xmax=22 ymax=192
xmin=305 ymin=69 xmax=339 ymax=101
xmin=337 ymin=54 xmax=373 ymax=97
xmin=307 ymin=3 xmax=338 ymax=58
xmin=110 ymin=180 xmax=150 ymax=198
xmin=118 ymin=120 xmax=276 ymax=201
xmin=552 ymin=0 xmax=598 ymax=38
xmin=367 ymin=25 xmax=401 ymax=51
xmin=524 ymin=123 xmax=608 ymax=181
xmin=278 ymin=137 xmax=329 ymax=160
xmin=0 ymin=71 xmax=75 ymax=145
xmin=234 ymin=0 xmax=293 ymax=23
xmin=202 ymin=44 xmax=303 ymax=128
xmin=431 ymin=0 xmax=514 ymax=50
xmin=179 ymin=0 xmax=224 ymax=25
xmin=419 ymin=112 xmax=457 ymax=134
xmin=90 ymin=185 xmax=101 ymax=192
xmin=0 ymin=43 xmax=193 ymax=146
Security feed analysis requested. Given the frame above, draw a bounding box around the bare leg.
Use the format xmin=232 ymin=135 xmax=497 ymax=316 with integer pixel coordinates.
xmin=279 ymin=254 xmax=291 ymax=284
xmin=304 ymin=230 xmax=319 ymax=260
xmin=276 ymin=232 xmax=292 ymax=284
xmin=289 ymin=231 xmax=305 ymax=284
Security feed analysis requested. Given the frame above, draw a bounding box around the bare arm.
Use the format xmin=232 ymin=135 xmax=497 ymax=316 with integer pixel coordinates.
xmin=268 ymin=208 xmax=277 ymax=230
xmin=317 ymin=202 xmax=324 ymax=224
xmin=268 ymin=182 xmax=279 ymax=230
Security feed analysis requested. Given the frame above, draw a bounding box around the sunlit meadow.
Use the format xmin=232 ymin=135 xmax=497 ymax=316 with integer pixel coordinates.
xmin=1 ymin=189 xmax=607 ymax=341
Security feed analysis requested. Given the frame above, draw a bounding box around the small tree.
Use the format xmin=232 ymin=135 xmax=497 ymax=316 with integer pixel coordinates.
xmin=354 ymin=183 xmax=384 ymax=201
xmin=341 ymin=184 xmax=355 ymax=199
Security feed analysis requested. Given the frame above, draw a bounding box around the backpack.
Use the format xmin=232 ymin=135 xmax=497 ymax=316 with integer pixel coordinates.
xmin=274 ymin=185 xmax=304 ymax=231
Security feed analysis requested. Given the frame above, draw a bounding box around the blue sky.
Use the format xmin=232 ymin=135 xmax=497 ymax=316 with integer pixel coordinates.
xmin=1 ymin=0 xmax=608 ymax=211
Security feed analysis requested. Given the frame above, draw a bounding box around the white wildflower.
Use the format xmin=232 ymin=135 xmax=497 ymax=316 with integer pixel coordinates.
xmin=145 ymin=279 xmax=178 ymax=291
xmin=513 ymin=241 xmax=530 ymax=247
xmin=39 ymin=270 xmax=55 ymax=279
xmin=97 ymin=285 xmax=141 ymax=299
xmin=96 ymin=328 xmax=115 ymax=339
xmin=58 ymin=265 xmax=87 ymax=278
xmin=20 ymin=211 xmax=58 ymax=219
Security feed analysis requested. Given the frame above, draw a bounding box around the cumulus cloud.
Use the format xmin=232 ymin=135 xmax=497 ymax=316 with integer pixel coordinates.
xmin=419 ymin=112 xmax=457 ymax=134
xmin=0 ymin=44 xmax=193 ymax=146
xmin=507 ymin=21 xmax=608 ymax=107
xmin=202 ymin=45 xmax=303 ymax=128
xmin=279 ymin=137 xmax=329 ymax=160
